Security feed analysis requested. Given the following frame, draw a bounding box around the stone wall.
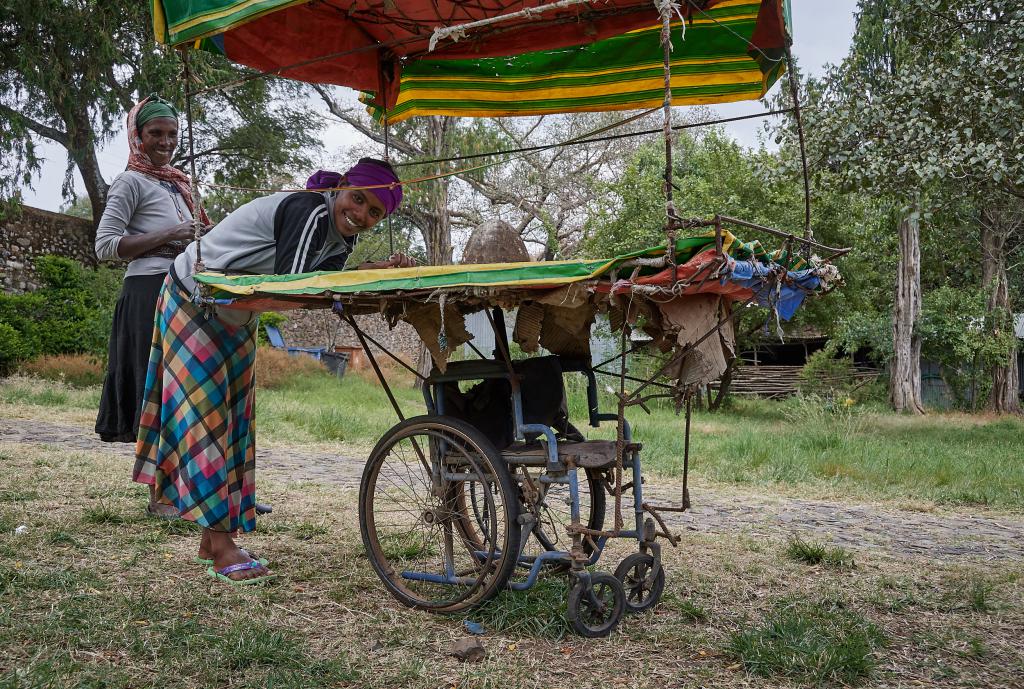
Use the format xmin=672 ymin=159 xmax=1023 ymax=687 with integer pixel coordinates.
xmin=0 ymin=204 xmax=423 ymax=359
xmin=271 ymin=308 xmax=422 ymax=362
xmin=1 ymin=205 xmax=97 ymax=292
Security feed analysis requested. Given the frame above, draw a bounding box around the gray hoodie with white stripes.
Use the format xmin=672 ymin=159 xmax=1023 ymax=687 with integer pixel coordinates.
xmin=172 ymin=190 xmax=358 ymax=295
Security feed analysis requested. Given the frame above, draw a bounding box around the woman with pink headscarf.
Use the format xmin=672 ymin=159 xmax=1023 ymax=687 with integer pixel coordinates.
xmin=94 ymin=94 xmax=212 ymax=517
xmin=132 ymin=158 xmax=409 ymax=584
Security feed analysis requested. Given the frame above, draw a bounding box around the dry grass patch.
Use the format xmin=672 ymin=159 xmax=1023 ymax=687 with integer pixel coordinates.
xmin=18 ymin=353 xmax=106 ymax=387
xmin=254 ymin=346 xmax=333 ymax=389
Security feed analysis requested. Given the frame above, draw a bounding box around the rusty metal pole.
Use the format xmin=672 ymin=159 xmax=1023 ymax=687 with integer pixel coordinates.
xmin=783 ymin=43 xmax=812 ymax=255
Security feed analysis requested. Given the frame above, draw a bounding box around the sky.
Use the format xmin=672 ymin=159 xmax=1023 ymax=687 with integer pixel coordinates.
xmin=19 ymin=1 xmax=858 ymax=213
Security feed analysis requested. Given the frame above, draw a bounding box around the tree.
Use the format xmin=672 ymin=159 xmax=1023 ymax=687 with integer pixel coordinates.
xmin=1 ymin=0 xmax=320 ymax=229
xmin=795 ymin=0 xmax=935 ymax=413
xmin=314 ymin=85 xmax=650 ymax=263
xmin=805 ymin=0 xmax=1022 ymax=413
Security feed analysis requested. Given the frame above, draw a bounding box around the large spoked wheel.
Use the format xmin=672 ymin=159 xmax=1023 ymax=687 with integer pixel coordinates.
xmin=359 ymin=416 xmax=521 ymax=613
xmin=567 ymin=572 xmax=625 ymax=638
xmin=614 ymin=552 xmax=665 ymax=613
xmin=527 ymin=468 xmax=606 ymax=564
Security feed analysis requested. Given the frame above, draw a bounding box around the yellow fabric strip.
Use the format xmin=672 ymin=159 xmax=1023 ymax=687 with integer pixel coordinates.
xmin=399 ymin=56 xmax=750 ymax=86
xmin=152 ymin=0 xmax=168 ymax=44
xmin=395 ymin=70 xmax=765 ymax=103
xmin=387 ymin=90 xmax=764 ymax=123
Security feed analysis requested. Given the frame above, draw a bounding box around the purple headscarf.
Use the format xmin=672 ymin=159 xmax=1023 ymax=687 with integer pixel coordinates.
xmin=305 ymin=170 xmax=342 ymax=190
xmin=305 ymin=158 xmax=403 ymax=216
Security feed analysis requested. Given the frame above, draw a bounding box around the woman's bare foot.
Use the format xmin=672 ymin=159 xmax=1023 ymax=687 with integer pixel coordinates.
xmin=197 ymin=530 xmax=242 ymax=562
xmin=206 ymin=529 xmax=271 ymax=582
xmin=147 ymin=485 xmax=178 ymax=518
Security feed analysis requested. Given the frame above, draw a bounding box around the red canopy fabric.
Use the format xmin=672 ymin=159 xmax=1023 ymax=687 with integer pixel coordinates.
xmin=191 ymin=0 xmax=740 ymax=106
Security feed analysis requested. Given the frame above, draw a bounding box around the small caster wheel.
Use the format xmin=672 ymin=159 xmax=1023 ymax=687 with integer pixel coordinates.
xmin=567 ymin=572 xmax=625 ymax=638
xmin=614 ymin=552 xmax=665 ymax=613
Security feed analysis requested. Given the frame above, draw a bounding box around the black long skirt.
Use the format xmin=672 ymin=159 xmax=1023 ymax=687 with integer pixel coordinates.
xmin=95 ymin=273 xmax=167 ymax=443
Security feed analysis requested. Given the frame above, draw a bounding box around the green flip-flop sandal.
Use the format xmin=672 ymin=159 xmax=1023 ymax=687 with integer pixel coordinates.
xmin=207 ymin=560 xmax=278 ymax=586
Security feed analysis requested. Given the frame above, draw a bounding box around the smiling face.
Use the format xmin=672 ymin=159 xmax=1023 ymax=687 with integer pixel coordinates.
xmin=138 ymin=117 xmax=179 ymax=167
xmin=332 ymin=187 xmax=386 ymax=237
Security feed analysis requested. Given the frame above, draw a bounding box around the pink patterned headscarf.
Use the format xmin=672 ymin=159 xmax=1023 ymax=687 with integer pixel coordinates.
xmin=125 ymin=95 xmax=210 ymax=225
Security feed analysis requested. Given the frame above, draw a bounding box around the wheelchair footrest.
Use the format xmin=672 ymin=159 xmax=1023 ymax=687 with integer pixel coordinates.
xmin=502 ymin=440 xmax=632 ymax=469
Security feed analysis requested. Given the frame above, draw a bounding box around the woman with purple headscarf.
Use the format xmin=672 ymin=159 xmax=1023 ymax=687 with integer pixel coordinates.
xmin=132 ymin=158 xmax=409 ymax=584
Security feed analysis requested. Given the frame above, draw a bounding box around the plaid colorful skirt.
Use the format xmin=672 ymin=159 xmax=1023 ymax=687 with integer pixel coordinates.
xmin=133 ymin=274 xmax=258 ymax=533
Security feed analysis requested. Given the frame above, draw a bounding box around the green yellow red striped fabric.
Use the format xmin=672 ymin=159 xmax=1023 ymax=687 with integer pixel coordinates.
xmin=369 ymin=2 xmax=788 ymax=122
xmin=152 ymin=0 xmax=791 ymax=121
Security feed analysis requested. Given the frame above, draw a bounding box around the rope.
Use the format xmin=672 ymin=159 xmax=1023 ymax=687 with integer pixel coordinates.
xmin=384 ymin=111 xmax=394 ymax=255
xmin=192 ymin=105 xmax=660 ymax=195
xmin=181 ymin=49 xmax=207 ymax=272
xmin=658 ymin=0 xmax=680 ymax=269
xmin=193 ymin=106 xmax=796 ymax=196
xmin=427 ymin=0 xmax=595 ymax=52
xmin=394 ymin=108 xmax=793 ymax=168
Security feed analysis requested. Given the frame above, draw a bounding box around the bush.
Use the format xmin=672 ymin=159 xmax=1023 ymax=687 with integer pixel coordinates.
xmin=19 ymin=354 xmax=106 ymax=387
xmin=797 ymin=348 xmax=857 ymax=396
xmin=0 ymin=256 xmax=123 ymax=361
xmin=34 ymin=255 xmax=84 ymax=289
xmin=0 ymin=323 xmax=32 ymax=376
xmin=257 ymin=311 xmax=287 ymax=346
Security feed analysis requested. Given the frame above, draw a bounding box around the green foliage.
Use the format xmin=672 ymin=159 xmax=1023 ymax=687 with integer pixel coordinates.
xmin=797 ymin=348 xmax=858 ymax=397
xmin=582 ymin=128 xmax=799 ymax=257
xmin=0 ymin=256 xmax=123 ymax=361
xmin=802 ymin=0 xmax=1024 ymax=201
xmin=33 ymin=256 xmax=81 ymax=289
xmin=256 ymin=311 xmax=287 ymax=346
xmin=0 ymin=323 xmax=31 ymax=375
xmin=919 ymin=285 xmax=1016 ymax=408
xmin=727 ymin=600 xmax=886 ymax=684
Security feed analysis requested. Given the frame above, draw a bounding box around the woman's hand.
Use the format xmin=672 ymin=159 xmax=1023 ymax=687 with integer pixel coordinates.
xmin=165 ymin=221 xmax=212 ymax=245
xmin=357 ymin=253 xmax=417 ymax=270
xmin=384 ymin=252 xmax=417 ymax=268
xmin=115 ymin=220 xmax=211 ymax=260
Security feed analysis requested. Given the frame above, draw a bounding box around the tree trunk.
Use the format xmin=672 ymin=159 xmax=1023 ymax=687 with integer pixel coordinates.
xmin=981 ymin=211 xmax=1021 ymax=414
xmin=889 ymin=206 xmax=925 ymax=414
xmin=68 ymin=109 xmax=109 ymax=230
xmin=414 ymin=116 xmax=454 ymax=388
xmin=422 ymin=116 xmax=453 ymax=266
xmin=709 ymin=356 xmax=738 ymax=411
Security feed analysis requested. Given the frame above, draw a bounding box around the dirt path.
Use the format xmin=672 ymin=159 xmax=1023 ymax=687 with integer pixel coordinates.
xmin=4 ymin=419 xmax=1022 ymax=563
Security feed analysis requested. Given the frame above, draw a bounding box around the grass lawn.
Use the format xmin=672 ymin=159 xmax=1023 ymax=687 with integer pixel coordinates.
xmin=3 ymin=362 xmax=1023 ymax=511
xmin=1 ymin=437 xmax=1022 ymax=688
xmin=2 ymin=361 xmax=1023 ymax=687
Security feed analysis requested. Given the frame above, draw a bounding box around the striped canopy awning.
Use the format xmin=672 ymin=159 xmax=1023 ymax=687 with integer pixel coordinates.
xmin=153 ymin=0 xmax=791 ymax=121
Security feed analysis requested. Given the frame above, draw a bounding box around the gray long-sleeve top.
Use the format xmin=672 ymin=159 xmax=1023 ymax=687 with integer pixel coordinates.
xmin=94 ymin=170 xmax=193 ymax=277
